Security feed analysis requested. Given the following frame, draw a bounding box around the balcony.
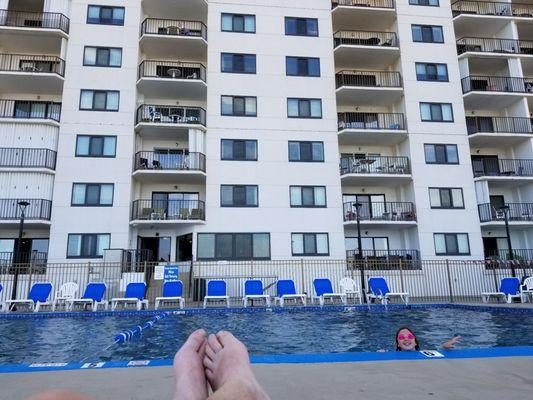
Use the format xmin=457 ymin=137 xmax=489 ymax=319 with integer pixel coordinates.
xmin=140 ymin=18 xmax=207 ymax=60
xmin=466 ymin=116 xmax=533 ymax=146
xmin=484 ymin=248 xmax=533 ymax=260
xmin=331 ymin=1 xmax=396 ymax=32
xmin=478 ymin=203 xmax=533 ymax=226
xmin=0 ymin=251 xmax=47 ymax=266
xmin=333 ymin=31 xmax=399 ymax=69
xmin=0 ymin=99 xmax=61 ymax=124
xmin=130 ymin=199 xmax=206 ymax=225
xmin=340 ymin=155 xmax=411 ymax=186
xmin=346 ymin=249 xmax=420 ymax=261
xmin=452 ymin=1 xmax=533 ymax=18
xmin=0 ymin=54 xmax=65 ymax=94
xmin=335 ymin=70 xmax=402 ymax=106
xmin=132 ymin=151 xmax=206 ymax=183
xmin=0 ymin=148 xmax=56 ymax=171
xmin=461 ymin=75 xmax=533 ymax=108
xmin=343 ymin=201 xmax=417 ymax=229
xmin=137 ymin=60 xmax=207 ymax=99
xmin=472 ymin=158 xmax=533 ymax=184
xmin=337 ymin=112 xmax=407 ymax=145
xmin=457 ymin=38 xmax=533 ymax=57
xmin=0 ymin=199 xmax=52 ymax=227
xmin=135 ymin=104 xmax=206 ymax=137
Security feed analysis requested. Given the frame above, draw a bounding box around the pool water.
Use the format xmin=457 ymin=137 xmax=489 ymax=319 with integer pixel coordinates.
xmin=1 ymin=307 xmax=533 ymax=364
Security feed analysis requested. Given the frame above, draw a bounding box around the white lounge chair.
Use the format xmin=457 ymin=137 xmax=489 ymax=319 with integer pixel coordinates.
xmin=313 ymin=278 xmax=347 ymax=306
xmin=111 ymin=282 xmax=149 ymax=311
xmin=339 ymin=277 xmax=362 ymax=304
xmin=155 ymin=281 xmax=185 ymax=309
xmin=242 ymin=280 xmax=270 ymax=307
xmin=367 ymin=277 xmax=409 ymax=305
xmin=66 ymin=283 xmax=108 ymax=312
xmin=203 ymin=280 xmax=230 ymax=308
xmin=522 ymin=277 xmax=533 ymax=303
xmin=52 ymin=282 xmax=79 ymax=311
xmin=4 ymin=282 xmax=53 ymax=312
xmin=482 ymin=277 xmax=522 ymax=304
xmin=274 ymin=280 xmax=306 ymax=307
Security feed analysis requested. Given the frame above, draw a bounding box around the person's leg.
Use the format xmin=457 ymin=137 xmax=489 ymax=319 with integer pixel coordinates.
xmin=173 ymin=329 xmax=209 ymax=400
xmin=25 ymin=390 xmax=93 ymax=400
xmin=203 ymin=331 xmax=269 ymax=400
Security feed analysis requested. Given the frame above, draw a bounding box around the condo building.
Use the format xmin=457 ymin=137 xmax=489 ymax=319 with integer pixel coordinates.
xmin=0 ymin=0 xmax=531 ymax=265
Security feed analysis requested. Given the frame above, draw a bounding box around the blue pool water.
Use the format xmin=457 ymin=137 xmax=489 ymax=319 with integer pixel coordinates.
xmin=1 ymin=306 xmax=533 ymax=365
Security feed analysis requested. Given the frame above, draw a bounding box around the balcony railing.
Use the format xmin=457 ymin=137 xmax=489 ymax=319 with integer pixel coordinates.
xmin=0 ymin=148 xmax=56 ymax=170
xmin=0 ymin=251 xmax=47 ymax=266
xmin=0 ymin=99 xmax=61 ymax=122
xmin=466 ymin=116 xmax=533 ymax=134
xmin=340 ymin=156 xmax=410 ymax=175
xmin=456 ymin=37 xmax=533 ymax=55
xmin=461 ymin=75 xmax=533 ymax=94
xmin=472 ymin=158 xmax=533 ymax=177
xmin=338 ymin=112 xmax=405 ymax=131
xmin=136 ymin=104 xmax=206 ymax=126
xmin=0 ymin=54 xmax=65 ymax=76
xmin=485 ymin=248 xmax=533 ymax=260
xmin=346 ymin=249 xmax=420 ymax=260
xmin=343 ymin=201 xmax=416 ymax=222
xmin=0 ymin=199 xmax=52 ymax=220
xmin=0 ymin=10 xmax=69 ymax=33
xmin=452 ymin=1 xmax=533 ymax=18
xmin=138 ymin=60 xmax=206 ymax=82
xmin=335 ymin=70 xmax=402 ymax=88
xmin=131 ymin=199 xmax=205 ymax=221
xmin=478 ymin=202 xmax=533 ymax=222
xmin=134 ymin=151 xmax=206 ymax=172
xmin=334 ymin=30 xmax=398 ymax=48
xmin=140 ymin=18 xmax=207 ymax=41
xmin=332 ymin=0 xmax=395 ymax=9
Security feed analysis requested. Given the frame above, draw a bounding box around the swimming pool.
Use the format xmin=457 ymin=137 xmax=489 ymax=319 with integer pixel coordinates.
xmin=1 ymin=305 xmax=532 ymax=366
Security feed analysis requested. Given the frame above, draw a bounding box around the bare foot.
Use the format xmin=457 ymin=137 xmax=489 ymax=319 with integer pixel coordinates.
xmin=173 ymin=329 xmax=208 ymax=400
xmin=203 ymin=331 xmax=270 ymax=399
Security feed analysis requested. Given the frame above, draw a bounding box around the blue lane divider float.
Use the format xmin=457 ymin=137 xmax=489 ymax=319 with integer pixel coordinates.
xmin=114 ymin=312 xmax=171 ymax=344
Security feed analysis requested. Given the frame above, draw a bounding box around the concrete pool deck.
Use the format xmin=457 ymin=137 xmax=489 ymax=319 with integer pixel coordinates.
xmin=2 ymin=357 xmax=532 ymax=400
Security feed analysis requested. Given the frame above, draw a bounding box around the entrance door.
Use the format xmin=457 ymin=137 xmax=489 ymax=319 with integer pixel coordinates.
xmin=138 ymin=236 xmax=171 ymax=262
xmin=176 ymin=234 xmax=193 ymax=262
xmin=489 ymin=195 xmax=505 ymax=219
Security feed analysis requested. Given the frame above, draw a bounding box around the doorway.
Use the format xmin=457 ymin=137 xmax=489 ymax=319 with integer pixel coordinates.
xmin=138 ymin=236 xmax=171 ymax=262
xmin=471 ymin=155 xmax=500 ymax=176
xmin=176 ymin=234 xmax=193 ymax=262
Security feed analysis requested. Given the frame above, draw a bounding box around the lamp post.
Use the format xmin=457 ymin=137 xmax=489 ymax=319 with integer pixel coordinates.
xmin=10 ymin=201 xmax=30 ymax=303
xmin=499 ymin=205 xmax=515 ymax=277
xmin=353 ymin=202 xmax=366 ymax=303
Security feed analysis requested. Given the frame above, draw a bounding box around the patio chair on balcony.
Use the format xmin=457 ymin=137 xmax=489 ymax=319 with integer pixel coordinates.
xmin=482 ymin=277 xmax=522 ymax=304
xmin=152 ymin=160 xmax=161 ymax=169
xmin=190 ymin=208 xmax=202 ymax=220
xmin=152 ymin=208 xmax=166 ymax=220
xmin=186 ymin=72 xmax=198 ymax=79
xmin=148 ymin=107 xmax=161 ymax=122
xmin=180 ymin=208 xmax=190 ymax=220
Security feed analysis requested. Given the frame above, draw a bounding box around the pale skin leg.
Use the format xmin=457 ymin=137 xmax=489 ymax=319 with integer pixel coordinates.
xmin=173 ymin=328 xmax=209 ymax=400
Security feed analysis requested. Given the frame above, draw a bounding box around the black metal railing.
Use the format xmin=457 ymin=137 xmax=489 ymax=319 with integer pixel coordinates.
xmin=0 ymin=9 xmax=69 ymax=33
xmin=478 ymin=202 xmax=533 ymax=222
xmin=134 ymin=151 xmax=206 ymax=172
xmin=335 ymin=70 xmax=402 ymax=88
xmin=0 ymin=251 xmax=47 ymax=266
xmin=332 ymin=0 xmax=395 ymax=9
xmin=338 ymin=112 xmax=405 ymax=131
xmin=136 ymin=104 xmax=206 ymax=126
xmin=452 ymin=1 xmax=533 ymax=18
xmin=472 ymin=158 xmax=533 ymax=177
xmin=0 ymin=199 xmax=52 ymax=220
xmin=334 ymin=30 xmax=398 ymax=48
xmin=346 ymin=249 xmax=420 ymax=260
xmin=485 ymin=249 xmax=533 ymax=260
xmin=340 ymin=156 xmax=410 ymax=175
xmin=461 ymin=75 xmax=533 ymax=94
xmin=131 ymin=199 xmax=205 ymax=221
xmin=140 ymin=18 xmax=207 ymax=40
xmin=0 ymin=148 xmax=56 ymax=170
xmin=0 ymin=54 xmax=65 ymax=76
xmin=138 ymin=60 xmax=206 ymax=82
xmin=466 ymin=116 xmax=533 ymax=134
xmin=343 ymin=201 xmax=416 ymax=222
xmin=456 ymin=37 xmax=533 ymax=55
xmin=0 ymin=99 xmax=61 ymax=121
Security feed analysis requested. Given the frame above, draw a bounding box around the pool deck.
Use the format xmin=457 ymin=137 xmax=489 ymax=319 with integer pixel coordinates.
xmin=2 ymin=356 xmax=532 ymax=400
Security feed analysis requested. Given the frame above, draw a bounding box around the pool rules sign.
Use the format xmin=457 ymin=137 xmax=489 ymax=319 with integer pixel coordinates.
xmin=154 ymin=264 xmax=180 ymax=281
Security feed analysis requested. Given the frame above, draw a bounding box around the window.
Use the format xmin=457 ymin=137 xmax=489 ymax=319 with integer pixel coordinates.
xmin=434 ymin=233 xmax=470 ymax=256
xmin=416 ymin=63 xmax=448 ymax=81
xmin=287 ymin=98 xmax=322 ymax=118
xmin=221 ymin=13 xmax=256 ymax=33
xmin=80 ymin=90 xmax=119 ymax=111
xmin=345 ymin=236 xmax=389 ymax=256
xmin=221 ymin=185 xmax=258 ymax=207
xmin=71 ymin=183 xmax=114 ymax=206
xmin=221 ymin=96 xmax=257 ymax=116
xmin=291 ymin=233 xmax=329 ymax=256
xmin=87 ymin=5 xmax=124 ymax=25
xmin=67 ymin=234 xmax=110 ymax=258
xmin=420 ymin=103 xmax=453 ymax=122
xmin=424 ymin=144 xmax=459 ymax=164
xmin=288 ymin=141 xmax=324 ymax=162
xmin=429 ymin=188 xmax=464 ymax=209
xmin=221 ymin=53 xmax=256 ymax=74
xmin=290 ymin=186 xmax=326 ymax=207
xmin=197 ymin=233 xmax=270 ymax=260
xmin=286 ymin=57 xmax=320 ymax=77
xmin=412 ymin=25 xmax=444 ymax=43
xmin=76 ymin=135 xmax=116 ymax=157
xmin=285 ymin=17 xmax=318 ymax=36
xmin=83 ymin=47 xmax=122 ymax=67
xmin=221 ymin=139 xmax=257 ymax=161
xmin=409 ymin=0 xmax=439 ymax=5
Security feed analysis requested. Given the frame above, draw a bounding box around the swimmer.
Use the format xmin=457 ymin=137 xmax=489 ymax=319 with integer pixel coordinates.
xmin=395 ymin=326 xmax=462 ymax=351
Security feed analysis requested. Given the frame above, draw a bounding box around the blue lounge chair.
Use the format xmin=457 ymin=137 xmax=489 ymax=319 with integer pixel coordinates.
xmin=274 ymin=280 xmax=306 ymax=307
xmin=242 ymin=280 xmax=270 ymax=307
xmin=313 ymin=278 xmax=346 ymax=306
xmin=482 ymin=277 xmax=522 ymax=304
xmin=203 ymin=280 xmax=230 ymax=308
xmin=111 ymin=282 xmax=149 ymax=311
xmin=4 ymin=282 xmax=53 ymax=312
xmin=66 ymin=283 xmax=108 ymax=312
xmin=155 ymin=280 xmax=185 ymax=309
xmin=367 ymin=277 xmax=409 ymax=305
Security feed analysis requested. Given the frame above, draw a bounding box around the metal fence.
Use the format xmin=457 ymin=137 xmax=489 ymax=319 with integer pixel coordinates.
xmin=0 ymin=54 xmax=65 ymax=76
xmin=461 ymin=75 xmax=533 ymax=94
xmin=140 ymin=18 xmax=207 ymax=40
xmin=0 ymin=199 xmax=52 ymax=220
xmin=134 ymin=151 xmax=206 ymax=172
xmin=343 ymin=201 xmax=416 ymax=222
xmin=1 ymin=259 xmax=532 ymax=307
xmin=131 ymin=199 xmax=206 ymax=221
xmin=472 ymin=158 xmax=533 ymax=177
xmin=340 ymin=155 xmax=410 ymax=175
xmin=138 ymin=60 xmax=206 ymax=82
xmin=0 ymin=9 xmax=70 ymax=33
xmin=338 ymin=112 xmax=405 ymax=131
xmin=466 ymin=116 xmax=533 ymax=135
xmin=333 ymin=31 xmax=398 ymax=48
xmin=332 ymin=0 xmax=395 ymax=9
xmin=136 ymin=104 xmax=206 ymax=126
xmin=456 ymin=37 xmax=533 ymax=55
xmin=335 ymin=70 xmax=402 ymax=88
xmin=452 ymin=1 xmax=533 ymax=18
xmin=0 ymin=99 xmax=61 ymax=121
xmin=478 ymin=203 xmax=533 ymax=222
xmin=0 ymin=148 xmax=56 ymax=170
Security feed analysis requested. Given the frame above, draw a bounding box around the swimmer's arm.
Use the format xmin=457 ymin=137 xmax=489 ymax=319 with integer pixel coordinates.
xmin=442 ymin=336 xmax=461 ymax=350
